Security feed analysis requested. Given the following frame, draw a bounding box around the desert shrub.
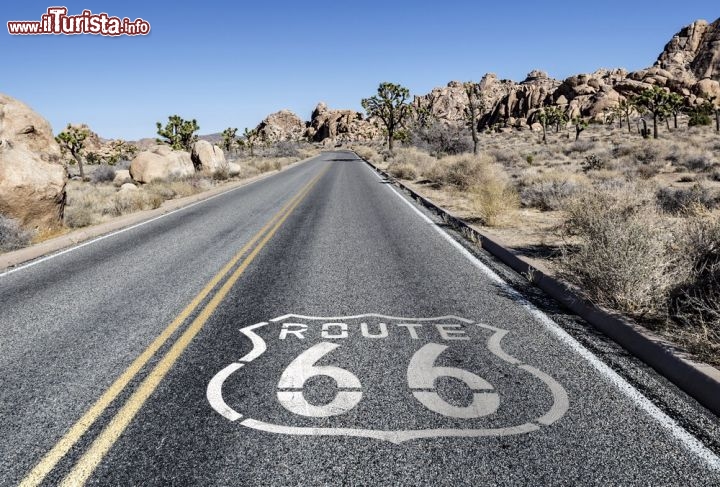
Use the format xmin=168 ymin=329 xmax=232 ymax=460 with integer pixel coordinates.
xmin=272 ymin=141 xmax=299 ymax=158
xmin=212 ymin=167 xmax=230 ymax=181
xmin=670 ymin=216 xmax=720 ymax=360
xmin=683 ymin=153 xmax=715 ymax=172
xmin=145 ymin=181 xmax=176 ymax=200
xmin=632 ymin=141 xmax=668 ymax=164
xmin=559 ymin=184 xmax=681 ymax=317
xmin=387 ymin=162 xmax=417 ymax=180
xmin=633 ymin=164 xmax=662 ymax=180
xmin=582 ymin=153 xmax=606 ymax=172
xmin=488 ymin=148 xmax=519 ymax=166
xmin=110 ymin=190 xmax=163 ymax=216
xmin=711 ymin=169 xmax=720 ymax=182
xmin=587 ymin=170 xmax=628 ymax=191
xmin=563 ymin=139 xmax=595 ymax=155
xmin=442 ymin=154 xmax=493 ymax=190
xmin=64 ymin=207 xmax=95 ymax=228
xmin=656 ymin=185 xmax=720 ymax=214
xmin=520 ymin=173 xmax=587 ymax=211
xmin=412 ymin=122 xmax=472 ymax=156
xmin=91 ymin=165 xmax=116 ymax=184
xmin=688 ymin=111 xmax=712 ymax=127
xmin=386 ymin=147 xmax=439 ymax=181
xmin=468 ymin=164 xmax=519 ymax=226
xmin=353 ymin=146 xmax=381 ymax=162
xmin=0 ymin=215 xmax=32 ymax=251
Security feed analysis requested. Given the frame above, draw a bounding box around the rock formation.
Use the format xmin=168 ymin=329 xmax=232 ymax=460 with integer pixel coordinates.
xmin=411 ymin=17 xmax=720 ymax=131
xmin=0 ymin=94 xmax=67 ymax=230
xmin=255 ymin=110 xmax=306 ymax=142
xmin=191 ymin=140 xmax=227 ymax=174
xmin=305 ymin=103 xmax=380 ymax=143
xmin=129 ymin=145 xmax=194 ymax=183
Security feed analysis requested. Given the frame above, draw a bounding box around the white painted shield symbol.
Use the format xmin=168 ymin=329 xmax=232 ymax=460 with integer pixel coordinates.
xmin=207 ymin=314 xmax=569 ymax=443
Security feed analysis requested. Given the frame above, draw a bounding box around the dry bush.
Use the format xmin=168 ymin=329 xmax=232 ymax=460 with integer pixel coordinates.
xmin=249 ymin=156 xmax=293 ymax=173
xmin=559 ymin=183 xmax=683 ymax=317
xmin=488 ymin=148 xmax=520 ymax=167
xmin=563 ymin=139 xmax=596 ymax=155
xmin=110 ymin=190 xmax=163 ymax=216
xmin=468 ymin=164 xmax=519 ymax=227
xmin=0 ymin=215 xmax=33 ymax=251
xmin=91 ymin=165 xmax=116 ymax=184
xmin=353 ymin=145 xmax=382 ymax=163
xmin=656 ymin=184 xmax=720 ymax=215
xmin=64 ymin=206 xmax=95 ymax=228
xmin=386 ymin=147 xmax=438 ymax=181
xmin=442 ymin=154 xmax=494 ymax=190
xmin=669 ymin=215 xmax=720 ymax=361
xmin=520 ymin=171 xmax=589 ymax=211
xmin=683 ymin=153 xmax=716 ymax=172
xmin=387 ymin=162 xmax=417 ymax=180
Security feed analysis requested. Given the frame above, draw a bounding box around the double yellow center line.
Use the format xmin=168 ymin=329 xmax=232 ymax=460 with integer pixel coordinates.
xmin=21 ymin=165 xmax=328 ymax=487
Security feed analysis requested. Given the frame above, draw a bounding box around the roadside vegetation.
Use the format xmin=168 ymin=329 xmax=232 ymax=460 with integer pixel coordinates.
xmin=352 ymin=85 xmax=720 ymax=364
xmin=53 ymin=115 xmax=321 ymax=231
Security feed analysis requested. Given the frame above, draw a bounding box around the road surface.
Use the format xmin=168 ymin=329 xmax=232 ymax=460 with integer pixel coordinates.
xmin=1 ymin=151 xmax=720 ymax=486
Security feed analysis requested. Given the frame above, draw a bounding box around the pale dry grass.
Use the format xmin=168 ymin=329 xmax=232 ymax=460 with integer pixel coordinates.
xmin=365 ymin=122 xmax=720 ymax=363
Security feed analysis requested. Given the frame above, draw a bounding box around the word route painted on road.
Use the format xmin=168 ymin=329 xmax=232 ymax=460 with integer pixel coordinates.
xmin=207 ymin=314 xmax=569 ymax=443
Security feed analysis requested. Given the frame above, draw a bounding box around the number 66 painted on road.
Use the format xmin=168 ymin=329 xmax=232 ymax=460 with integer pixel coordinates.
xmin=276 ymin=342 xmax=499 ymax=419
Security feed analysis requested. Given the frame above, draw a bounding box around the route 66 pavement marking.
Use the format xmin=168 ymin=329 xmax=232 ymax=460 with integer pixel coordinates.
xmin=208 ymin=313 xmax=569 ymax=444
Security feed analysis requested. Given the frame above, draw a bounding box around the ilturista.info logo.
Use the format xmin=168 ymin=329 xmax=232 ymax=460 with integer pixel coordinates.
xmin=7 ymin=7 xmax=150 ymax=36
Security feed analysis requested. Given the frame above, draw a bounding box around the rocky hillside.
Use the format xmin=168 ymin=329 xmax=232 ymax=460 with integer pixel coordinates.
xmin=414 ymin=17 xmax=720 ymax=131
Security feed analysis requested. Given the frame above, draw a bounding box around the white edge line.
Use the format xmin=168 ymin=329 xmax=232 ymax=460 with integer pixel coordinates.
xmin=365 ymin=160 xmax=720 ymax=470
xmin=0 ymin=156 xmax=319 ymax=279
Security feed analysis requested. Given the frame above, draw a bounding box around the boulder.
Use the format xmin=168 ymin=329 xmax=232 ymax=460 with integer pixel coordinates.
xmin=113 ymin=169 xmax=132 ymax=186
xmin=129 ymin=145 xmax=194 ymax=183
xmin=227 ymin=162 xmax=242 ymax=176
xmin=0 ymin=94 xmax=67 ymax=230
xmin=119 ymin=182 xmax=138 ymax=192
xmin=255 ymin=110 xmax=306 ymax=142
xmin=191 ymin=140 xmax=226 ymax=174
xmin=695 ymin=78 xmax=720 ymax=99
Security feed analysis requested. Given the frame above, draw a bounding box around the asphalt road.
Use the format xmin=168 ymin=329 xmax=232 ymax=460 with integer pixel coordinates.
xmin=2 ymin=151 xmax=720 ymax=486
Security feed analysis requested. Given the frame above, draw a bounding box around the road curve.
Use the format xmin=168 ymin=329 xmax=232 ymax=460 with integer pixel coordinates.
xmin=1 ymin=151 xmax=719 ymax=486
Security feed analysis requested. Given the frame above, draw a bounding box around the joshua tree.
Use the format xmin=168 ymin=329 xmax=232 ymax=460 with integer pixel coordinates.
xmin=536 ymin=106 xmax=567 ymax=143
xmin=106 ymin=140 xmax=138 ymax=164
xmin=574 ymin=117 xmax=589 ymax=141
xmin=156 ymin=115 xmax=199 ymax=151
xmin=56 ymin=124 xmax=89 ymax=180
xmin=463 ymin=81 xmax=485 ymax=154
xmin=221 ymin=127 xmax=238 ymax=154
xmin=665 ymin=92 xmax=686 ymax=129
xmin=614 ymin=98 xmax=636 ymax=133
xmin=361 ymin=82 xmax=412 ymax=152
xmin=633 ymin=86 xmax=671 ymax=139
xmin=242 ymin=127 xmax=258 ymax=157
xmin=537 ymin=108 xmax=550 ymax=144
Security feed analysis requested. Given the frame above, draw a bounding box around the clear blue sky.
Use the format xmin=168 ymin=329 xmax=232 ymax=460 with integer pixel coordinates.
xmin=3 ymin=1 xmax=718 ymax=140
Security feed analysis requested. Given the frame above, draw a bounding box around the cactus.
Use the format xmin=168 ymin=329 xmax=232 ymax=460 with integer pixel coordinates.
xmin=156 ymin=115 xmax=199 ymax=151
